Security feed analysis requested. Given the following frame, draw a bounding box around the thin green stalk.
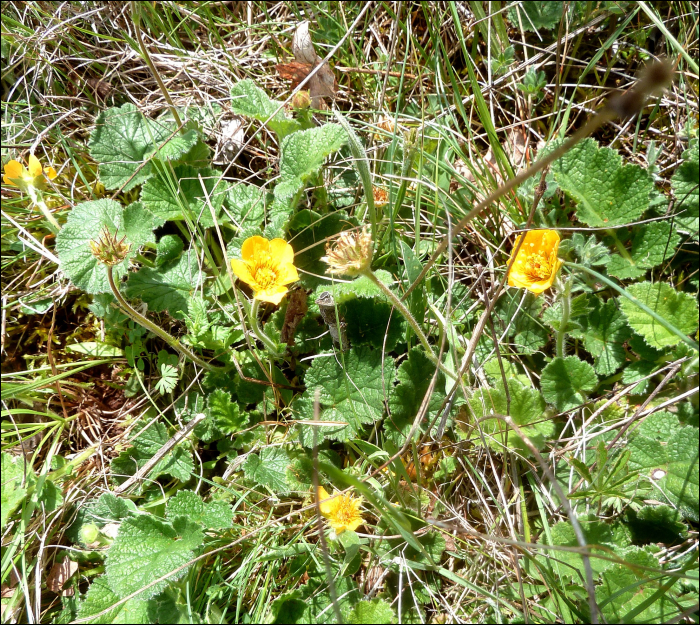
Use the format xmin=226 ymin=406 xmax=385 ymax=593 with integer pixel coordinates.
xmin=107 ymin=265 xmax=221 ymax=370
xmin=565 ymin=262 xmax=699 ymax=352
xmin=361 ymin=268 xmax=456 ymax=380
xmin=27 ymin=186 xmax=60 ymax=233
xmin=249 ymin=299 xmax=283 ymax=357
xmin=556 ymin=277 xmax=572 ymax=359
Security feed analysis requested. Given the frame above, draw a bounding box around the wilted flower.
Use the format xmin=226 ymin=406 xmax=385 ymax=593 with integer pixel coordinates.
xmin=507 ymin=229 xmax=562 ymax=294
xmin=321 ymin=226 xmax=372 ymax=277
xmin=3 ymin=155 xmax=57 ymax=191
xmin=89 ymin=226 xmax=131 ymax=266
xmin=317 ymin=485 xmax=364 ymax=534
xmin=372 ymin=186 xmax=389 ymax=208
xmin=374 ymin=116 xmax=396 ymax=140
xmin=230 ymin=236 xmax=299 ymax=305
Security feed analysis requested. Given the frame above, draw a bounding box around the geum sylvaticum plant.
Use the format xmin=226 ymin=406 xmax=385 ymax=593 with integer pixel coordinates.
xmin=6 ymin=24 xmax=696 ymax=621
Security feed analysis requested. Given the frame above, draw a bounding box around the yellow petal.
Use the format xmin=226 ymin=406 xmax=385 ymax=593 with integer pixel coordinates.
xmin=27 ymin=154 xmax=42 ymax=178
xmin=317 ymin=486 xmax=335 ymax=516
xmin=277 ymin=262 xmax=300 ymax=285
xmin=268 ymin=238 xmax=295 ymax=265
xmin=256 ymin=285 xmax=289 ymax=305
xmin=241 ymin=236 xmax=270 ymax=261
xmin=230 ymin=259 xmax=255 ymax=286
xmin=44 ymin=166 xmax=57 ymax=180
xmin=3 ymin=160 xmax=24 ymax=186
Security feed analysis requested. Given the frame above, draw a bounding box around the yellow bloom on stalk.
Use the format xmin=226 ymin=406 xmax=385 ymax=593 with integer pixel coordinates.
xmin=317 ymin=486 xmax=364 ymax=534
xmin=507 ymin=230 xmax=563 ymax=295
xmin=230 ymin=236 xmax=299 ymax=305
xmin=3 ymin=155 xmax=57 ymax=191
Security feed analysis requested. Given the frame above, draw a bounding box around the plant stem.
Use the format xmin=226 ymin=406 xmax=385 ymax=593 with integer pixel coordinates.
xmin=106 ymin=265 xmax=220 ymax=371
xmin=249 ymin=299 xmax=283 ymax=357
xmin=361 ymin=268 xmax=456 ymax=380
xmin=27 ymin=187 xmax=60 ymax=233
xmin=556 ymin=277 xmax=572 ymax=359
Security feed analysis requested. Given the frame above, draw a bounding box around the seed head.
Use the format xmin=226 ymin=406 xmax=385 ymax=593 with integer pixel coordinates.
xmin=89 ymin=226 xmax=130 ymax=266
xmin=321 ymin=226 xmax=373 ymax=277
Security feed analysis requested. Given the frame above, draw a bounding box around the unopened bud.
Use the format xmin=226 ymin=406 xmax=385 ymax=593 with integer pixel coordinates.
xmin=291 ymin=90 xmax=312 ymax=110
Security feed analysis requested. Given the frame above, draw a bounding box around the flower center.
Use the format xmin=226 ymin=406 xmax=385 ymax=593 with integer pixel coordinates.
xmin=251 ymin=253 xmax=279 ymax=289
xmin=335 ymin=499 xmax=358 ymax=524
xmin=524 ymin=252 xmax=553 ymax=281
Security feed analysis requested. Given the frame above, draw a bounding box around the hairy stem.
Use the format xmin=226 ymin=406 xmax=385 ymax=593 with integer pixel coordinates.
xmin=556 ymin=277 xmax=572 ymax=359
xmin=107 ymin=265 xmax=220 ymax=371
xmin=361 ymin=268 xmax=456 ymax=380
xmin=249 ymin=298 xmax=284 ymax=357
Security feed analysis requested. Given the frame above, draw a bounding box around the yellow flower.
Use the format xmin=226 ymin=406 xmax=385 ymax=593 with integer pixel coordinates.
xmin=321 ymin=226 xmax=373 ymax=277
xmin=507 ymin=229 xmax=562 ymax=294
xmin=230 ymin=236 xmax=299 ymax=305
xmin=317 ymin=486 xmax=364 ymax=534
xmin=3 ymin=155 xmax=57 ymax=191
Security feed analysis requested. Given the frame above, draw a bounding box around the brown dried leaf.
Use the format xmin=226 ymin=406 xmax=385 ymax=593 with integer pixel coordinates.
xmin=277 ymin=21 xmax=337 ymax=109
xmin=46 ymin=556 xmax=78 ymax=595
xmin=280 ymin=288 xmax=309 ymax=346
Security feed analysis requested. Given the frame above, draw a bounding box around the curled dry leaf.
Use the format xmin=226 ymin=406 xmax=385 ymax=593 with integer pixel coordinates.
xmin=280 ymin=287 xmax=309 ymax=345
xmin=46 ymin=555 xmax=78 ymax=596
xmin=276 ymin=20 xmax=337 ymax=109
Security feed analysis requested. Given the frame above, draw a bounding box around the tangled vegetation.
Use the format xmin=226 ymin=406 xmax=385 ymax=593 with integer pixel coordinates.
xmin=1 ymin=2 xmax=698 ymax=623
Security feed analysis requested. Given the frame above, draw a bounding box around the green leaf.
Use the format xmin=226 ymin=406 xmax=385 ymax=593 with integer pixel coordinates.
xmin=293 ymin=346 xmax=395 ymax=443
xmin=288 ymin=210 xmax=355 ymax=289
xmin=465 ymin=380 xmax=555 ymax=455
xmin=540 ymin=356 xmax=598 ymax=412
xmin=618 ymin=281 xmax=698 ymax=349
xmin=321 ymin=270 xmax=394 ymax=303
xmin=230 ymin=79 xmax=301 ymax=139
xmin=342 ymin=297 xmax=404 ymax=350
xmin=559 ymin=232 xmax=611 ymax=267
xmin=551 ymin=138 xmax=654 ymax=227
xmin=88 ymin=103 xmax=174 ymax=191
xmin=165 ymin=490 xmax=233 ymax=529
xmin=87 ymin=493 xmax=138 ymax=525
xmin=274 ymin=124 xmax=347 ymax=201
xmin=76 ymin=576 xmax=152 ymax=624
xmin=244 ymin=446 xmax=291 ymax=493
xmin=538 ymin=518 xmax=633 ymax=581
xmin=626 ymin=504 xmax=687 ymax=545
xmin=494 ymin=292 xmax=549 ymax=355
xmin=1 ymin=452 xmax=26 ymax=530
xmin=207 ymin=389 xmax=246 ymax=435
xmin=154 ymin=364 xmax=179 ymax=395
xmin=226 ymin=182 xmax=266 ymax=227
xmin=543 ymin=293 xmax=591 ymax=332
xmin=348 ymin=599 xmax=396 ymax=624
xmin=105 ymin=515 xmax=203 ymax=600
xmin=155 ymin=235 xmax=184 ymax=267
xmin=144 ymin=128 xmax=199 ymax=162
xmin=140 ymin=165 xmax=228 ymax=227
xmin=65 ymin=341 xmax=125 ymax=358
xmin=56 ymin=199 xmax=160 ymax=294
xmin=596 ymin=546 xmax=689 ymax=623
xmin=386 ymin=348 xmax=446 ymax=444
xmin=578 ymin=298 xmax=632 ymax=376
xmin=507 ymin=1 xmax=564 ymax=31
xmin=671 ymin=139 xmax=698 ymax=235
xmin=125 ymin=250 xmax=202 ymax=320
xmin=606 ymin=221 xmax=680 ymax=279
xmin=111 ymin=420 xmax=193 ymax=487
xmin=628 ymin=412 xmax=699 ymax=522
